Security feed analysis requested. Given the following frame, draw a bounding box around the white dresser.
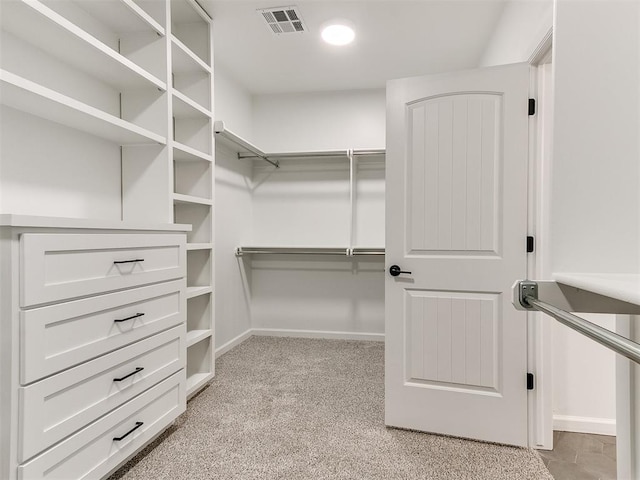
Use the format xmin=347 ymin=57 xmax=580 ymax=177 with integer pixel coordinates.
xmin=0 ymin=215 xmax=190 ymax=480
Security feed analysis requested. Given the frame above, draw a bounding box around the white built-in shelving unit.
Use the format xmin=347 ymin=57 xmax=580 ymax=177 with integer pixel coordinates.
xmin=0 ymin=0 xmax=215 ymax=412
xmin=169 ymin=0 xmax=215 ymax=398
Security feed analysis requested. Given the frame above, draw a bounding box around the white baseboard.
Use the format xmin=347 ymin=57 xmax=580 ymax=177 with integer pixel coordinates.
xmin=251 ymin=328 xmax=385 ymax=342
xmin=553 ymin=415 xmax=616 ymax=436
xmin=215 ymin=328 xmax=384 ymax=359
xmin=215 ymin=328 xmax=253 ymax=358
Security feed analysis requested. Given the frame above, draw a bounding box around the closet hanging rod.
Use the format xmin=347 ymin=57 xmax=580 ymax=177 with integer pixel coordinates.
xmin=238 ymin=150 xmax=350 ymax=160
xmin=516 ymin=281 xmax=640 ymax=365
xmin=235 ymin=247 xmax=385 ymax=257
xmin=351 ymin=247 xmax=386 ymax=256
xmin=237 ymin=149 xmax=386 ymax=161
xmin=352 ymin=149 xmax=386 ymax=156
xmin=214 ymin=121 xmax=279 ymax=168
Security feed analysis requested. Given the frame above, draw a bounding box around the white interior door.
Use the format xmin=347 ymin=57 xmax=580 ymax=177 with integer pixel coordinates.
xmin=385 ymin=63 xmax=530 ymax=447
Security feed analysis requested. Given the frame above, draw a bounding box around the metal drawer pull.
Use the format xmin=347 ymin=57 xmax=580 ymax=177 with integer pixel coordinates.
xmin=114 ymin=312 xmax=145 ymax=323
xmin=113 ymin=367 xmax=144 ymax=382
xmin=113 ymin=421 xmax=144 ymax=441
xmin=113 ymin=258 xmax=145 ymax=264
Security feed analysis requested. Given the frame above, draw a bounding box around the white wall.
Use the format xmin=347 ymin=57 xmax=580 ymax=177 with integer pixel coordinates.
xmin=252 ymin=89 xmax=386 ymax=152
xmin=248 ymin=89 xmax=386 ymax=338
xmin=214 ymin=144 xmax=254 ymax=352
xmin=213 ymin=82 xmax=387 ymax=342
xmin=551 ymin=0 xmax=640 ymax=275
xmin=213 ymin=65 xmax=254 ymax=142
xmin=0 ymin=107 xmax=121 ymax=219
xmin=547 ymin=0 xmax=640 ymax=435
xmin=214 ymin=65 xmax=255 ymax=352
xmin=552 ymin=313 xmax=617 ymax=435
xmin=479 ymin=0 xmax=627 ymax=436
xmin=479 ymin=0 xmax=553 ymax=67
xmin=249 ymin=255 xmax=385 ymax=338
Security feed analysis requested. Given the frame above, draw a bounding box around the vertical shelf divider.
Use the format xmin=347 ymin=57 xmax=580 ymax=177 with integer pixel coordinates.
xmin=348 ymin=149 xmax=356 ymax=253
xmin=169 ymin=0 xmax=214 ymax=398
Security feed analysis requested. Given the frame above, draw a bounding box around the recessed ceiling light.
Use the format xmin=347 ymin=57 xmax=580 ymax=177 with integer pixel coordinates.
xmin=321 ymin=23 xmax=355 ymax=46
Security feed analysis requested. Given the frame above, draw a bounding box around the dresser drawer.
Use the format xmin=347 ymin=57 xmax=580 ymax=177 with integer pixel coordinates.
xmin=20 ymin=233 xmax=186 ymax=307
xmin=19 ymin=371 xmax=185 ymax=480
xmin=21 ymin=280 xmax=184 ymax=384
xmin=19 ymin=327 xmax=184 ymax=462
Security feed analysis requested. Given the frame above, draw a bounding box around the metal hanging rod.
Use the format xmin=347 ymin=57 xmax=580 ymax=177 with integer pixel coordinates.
xmin=214 ymin=121 xmax=385 ymax=166
xmin=517 ymin=281 xmax=640 ymax=365
xmin=351 ymin=247 xmax=386 ymax=256
xmin=235 ymin=246 xmax=385 ymax=257
xmin=238 ymin=150 xmax=350 ymax=160
xmin=214 ymin=121 xmax=279 ymax=168
xmin=352 ymin=149 xmax=386 ymax=156
xmin=237 ymin=149 xmax=386 ymax=160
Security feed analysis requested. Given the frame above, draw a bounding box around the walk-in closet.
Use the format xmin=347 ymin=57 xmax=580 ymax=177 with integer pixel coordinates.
xmin=1 ymin=1 xmax=639 ymax=479
xmin=215 ymin=121 xmax=386 ymax=347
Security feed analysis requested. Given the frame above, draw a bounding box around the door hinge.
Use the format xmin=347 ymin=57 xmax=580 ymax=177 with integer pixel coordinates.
xmin=528 ymin=98 xmax=536 ymax=116
xmin=527 ymin=373 xmax=535 ymax=390
xmin=526 ymin=236 xmax=535 ymax=253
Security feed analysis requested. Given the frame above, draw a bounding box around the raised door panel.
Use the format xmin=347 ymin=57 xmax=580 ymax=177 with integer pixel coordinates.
xmin=406 ymin=290 xmax=500 ymax=392
xmin=408 ymin=94 xmax=501 ymax=255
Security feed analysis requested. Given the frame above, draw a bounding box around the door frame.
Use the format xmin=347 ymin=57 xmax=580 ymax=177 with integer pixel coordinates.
xmin=526 ymin=26 xmax=554 ymax=450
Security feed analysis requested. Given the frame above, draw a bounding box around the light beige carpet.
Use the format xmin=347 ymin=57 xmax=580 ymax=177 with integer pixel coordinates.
xmin=110 ymin=336 xmax=552 ymax=480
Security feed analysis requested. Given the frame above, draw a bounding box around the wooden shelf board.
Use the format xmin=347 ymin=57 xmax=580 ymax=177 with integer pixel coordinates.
xmin=1 ymin=70 xmax=166 ymax=146
xmin=186 ymin=372 xmax=213 ymax=397
xmin=172 ymin=90 xmax=212 ymax=119
xmin=173 ymin=89 xmax=213 ymax=118
xmin=553 ymin=273 xmax=640 ymax=307
xmin=186 ymin=286 xmax=212 ymax=299
xmin=173 ymin=142 xmax=213 ymax=163
xmin=172 ymin=0 xmax=211 ymax=26
xmin=0 ymin=0 xmax=166 ymax=91
xmin=171 ymin=36 xmax=211 ymax=75
xmin=186 ymin=243 xmax=213 ymax=251
xmin=74 ymin=0 xmax=165 ymax=36
xmin=214 ymin=121 xmax=265 ymax=156
xmin=173 ymin=193 xmax=212 ymax=206
xmin=0 ymin=214 xmax=190 ymax=231
xmin=186 ymin=329 xmax=212 ymax=347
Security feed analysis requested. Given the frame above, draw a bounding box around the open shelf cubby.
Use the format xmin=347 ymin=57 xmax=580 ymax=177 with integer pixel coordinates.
xmin=174 ymin=202 xmax=211 ymax=244
xmin=186 ymin=293 xmax=212 ymax=344
xmin=1 ymin=0 xmax=167 ymax=87
xmin=1 ymin=71 xmax=166 ymax=146
xmin=173 ymin=102 xmax=211 ymax=156
xmin=170 ymin=0 xmax=210 ymax=68
xmin=174 ymin=160 xmax=212 ymax=199
xmin=186 ymin=335 xmax=213 ymax=396
xmin=186 ymin=249 xmax=211 ymax=289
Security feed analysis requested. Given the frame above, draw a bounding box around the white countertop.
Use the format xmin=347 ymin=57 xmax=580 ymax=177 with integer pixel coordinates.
xmin=0 ymin=214 xmax=192 ymax=231
xmin=553 ymin=272 xmax=640 ymax=307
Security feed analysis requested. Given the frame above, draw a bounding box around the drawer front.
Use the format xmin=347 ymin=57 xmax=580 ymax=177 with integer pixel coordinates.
xmin=21 ymin=280 xmax=185 ymax=384
xmin=21 ymin=233 xmax=186 ymax=307
xmin=19 ymin=371 xmax=185 ymax=480
xmin=19 ymin=327 xmax=184 ymax=462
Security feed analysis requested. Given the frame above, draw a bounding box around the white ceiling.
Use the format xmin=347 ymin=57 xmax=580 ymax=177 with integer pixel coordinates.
xmin=200 ymin=0 xmax=507 ymax=95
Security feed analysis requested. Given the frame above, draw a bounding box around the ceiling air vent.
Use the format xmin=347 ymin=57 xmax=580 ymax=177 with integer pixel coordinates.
xmin=258 ymin=6 xmax=306 ymax=35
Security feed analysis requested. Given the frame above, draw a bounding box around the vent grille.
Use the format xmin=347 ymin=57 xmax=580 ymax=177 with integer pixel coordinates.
xmin=258 ymin=6 xmax=306 ymax=35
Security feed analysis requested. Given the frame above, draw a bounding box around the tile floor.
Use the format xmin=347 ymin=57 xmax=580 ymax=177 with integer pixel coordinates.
xmin=538 ymin=431 xmax=617 ymax=480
